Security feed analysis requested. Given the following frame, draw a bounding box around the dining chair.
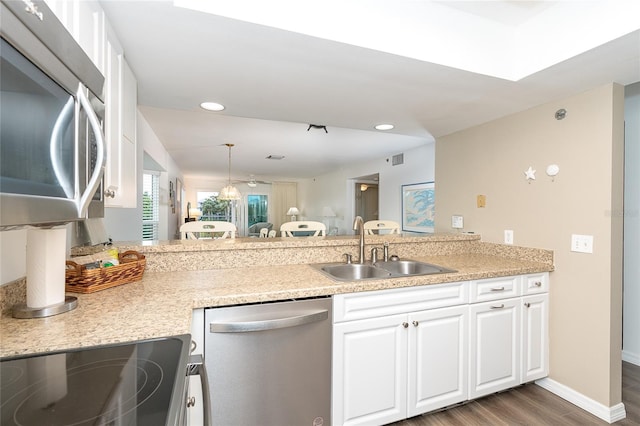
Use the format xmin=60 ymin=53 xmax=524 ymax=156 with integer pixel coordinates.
xmin=180 ymin=221 xmax=237 ymax=239
xmin=259 ymin=227 xmax=269 ymax=238
xmin=267 ymin=230 xmax=277 ymax=238
xmin=364 ymin=220 xmax=400 ymax=235
xmin=280 ymin=221 xmax=326 ymax=237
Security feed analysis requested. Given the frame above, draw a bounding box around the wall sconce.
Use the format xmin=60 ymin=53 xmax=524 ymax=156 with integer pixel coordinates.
xmin=360 ymin=184 xmax=368 ymax=192
xmin=287 ymin=207 xmax=300 ymax=221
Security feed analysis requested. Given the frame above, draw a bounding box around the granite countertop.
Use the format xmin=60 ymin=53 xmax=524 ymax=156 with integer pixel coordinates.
xmin=0 ymin=252 xmax=552 ymax=358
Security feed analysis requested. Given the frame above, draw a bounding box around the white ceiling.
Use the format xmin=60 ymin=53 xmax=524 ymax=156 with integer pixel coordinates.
xmin=99 ymin=0 xmax=640 ymax=183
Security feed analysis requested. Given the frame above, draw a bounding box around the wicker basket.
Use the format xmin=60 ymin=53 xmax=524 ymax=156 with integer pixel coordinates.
xmin=65 ymin=250 xmax=146 ymax=294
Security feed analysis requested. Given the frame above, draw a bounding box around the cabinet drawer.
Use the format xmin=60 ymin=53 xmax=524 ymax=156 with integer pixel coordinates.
xmin=522 ymin=272 xmax=549 ymax=295
xmin=470 ymin=276 xmax=521 ymax=303
xmin=333 ymin=281 xmax=468 ymax=323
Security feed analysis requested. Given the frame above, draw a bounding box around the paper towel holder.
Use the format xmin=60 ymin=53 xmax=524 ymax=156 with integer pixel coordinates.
xmin=13 ymin=296 xmax=78 ymax=319
xmin=12 ymin=227 xmax=78 ymax=319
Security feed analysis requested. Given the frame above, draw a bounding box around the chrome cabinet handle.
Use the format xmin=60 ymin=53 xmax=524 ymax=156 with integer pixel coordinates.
xmin=490 ymin=287 xmax=505 ymax=292
xmin=412 ymin=321 xmax=419 ymax=327
xmin=187 ymin=396 xmax=196 ymax=408
xmin=104 ymin=186 xmax=116 ymax=198
xmin=524 ymin=302 xmax=531 ymax=308
xmin=490 ymin=304 xmax=505 ymax=309
xmin=402 ymin=322 xmax=409 ymax=328
xmin=534 ymin=281 xmax=542 ymax=287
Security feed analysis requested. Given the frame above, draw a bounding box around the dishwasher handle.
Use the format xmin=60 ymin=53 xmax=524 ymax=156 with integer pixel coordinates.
xmin=210 ymin=309 xmax=328 ymax=333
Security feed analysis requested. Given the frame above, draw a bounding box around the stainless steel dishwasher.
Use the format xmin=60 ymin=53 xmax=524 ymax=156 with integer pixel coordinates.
xmin=204 ymin=297 xmax=332 ymax=426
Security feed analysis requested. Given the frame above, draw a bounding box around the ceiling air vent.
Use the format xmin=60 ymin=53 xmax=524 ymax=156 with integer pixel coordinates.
xmin=392 ymin=153 xmax=404 ymax=166
xmin=266 ymin=155 xmax=285 ymax=160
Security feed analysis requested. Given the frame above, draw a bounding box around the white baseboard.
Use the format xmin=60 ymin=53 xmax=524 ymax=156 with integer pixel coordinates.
xmin=536 ymin=378 xmax=626 ymax=424
xmin=622 ymin=350 xmax=640 ymax=366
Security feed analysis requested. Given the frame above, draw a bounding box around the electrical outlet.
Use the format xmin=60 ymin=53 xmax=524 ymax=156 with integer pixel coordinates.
xmin=504 ymin=230 xmax=514 ymax=245
xmin=451 ymin=215 xmax=464 ymax=229
xmin=571 ymin=234 xmax=594 ymax=253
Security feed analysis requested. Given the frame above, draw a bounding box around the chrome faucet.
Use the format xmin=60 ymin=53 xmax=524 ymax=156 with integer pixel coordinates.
xmin=353 ymin=215 xmax=365 ymax=264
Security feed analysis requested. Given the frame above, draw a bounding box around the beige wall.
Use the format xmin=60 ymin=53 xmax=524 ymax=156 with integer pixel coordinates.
xmin=435 ymin=83 xmax=624 ymax=407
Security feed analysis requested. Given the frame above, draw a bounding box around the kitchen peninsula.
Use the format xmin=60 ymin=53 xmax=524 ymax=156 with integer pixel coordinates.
xmin=0 ymin=233 xmax=553 ymax=358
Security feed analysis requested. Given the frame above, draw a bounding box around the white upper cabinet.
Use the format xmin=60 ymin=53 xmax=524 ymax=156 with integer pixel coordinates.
xmin=104 ymin=26 xmax=137 ymax=208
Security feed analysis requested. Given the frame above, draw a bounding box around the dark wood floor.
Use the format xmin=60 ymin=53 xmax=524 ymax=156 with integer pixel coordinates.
xmin=391 ymin=362 xmax=640 ymax=426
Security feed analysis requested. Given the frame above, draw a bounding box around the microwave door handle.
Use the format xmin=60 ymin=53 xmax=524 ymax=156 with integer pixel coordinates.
xmin=49 ymin=97 xmax=75 ymax=198
xmin=76 ymin=84 xmax=105 ymax=217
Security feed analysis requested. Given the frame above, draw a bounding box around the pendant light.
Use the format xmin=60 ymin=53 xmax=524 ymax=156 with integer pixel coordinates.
xmin=219 ymin=144 xmax=242 ymax=200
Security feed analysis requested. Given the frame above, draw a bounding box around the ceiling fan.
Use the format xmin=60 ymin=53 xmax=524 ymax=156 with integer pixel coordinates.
xmin=233 ymin=175 xmax=272 ymax=187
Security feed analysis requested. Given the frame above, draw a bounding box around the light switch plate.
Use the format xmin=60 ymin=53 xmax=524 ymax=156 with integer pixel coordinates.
xmin=451 ymin=215 xmax=464 ymax=229
xmin=571 ymin=234 xmax=593 ymax=253
xmin=504 ymin=230 xmax=514 ymax=245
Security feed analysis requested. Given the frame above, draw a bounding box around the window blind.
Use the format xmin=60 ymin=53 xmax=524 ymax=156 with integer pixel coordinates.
xmin=142 ymin=172 xmax=159 ymax=240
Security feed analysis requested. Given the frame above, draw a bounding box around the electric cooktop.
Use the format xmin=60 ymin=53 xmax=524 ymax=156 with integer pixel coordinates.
xmin=0 ymin=334 xmax=190 ymax=426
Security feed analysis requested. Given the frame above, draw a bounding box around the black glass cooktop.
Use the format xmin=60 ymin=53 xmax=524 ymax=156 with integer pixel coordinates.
xmin=0 ymin=335 xmax=190 ymax=426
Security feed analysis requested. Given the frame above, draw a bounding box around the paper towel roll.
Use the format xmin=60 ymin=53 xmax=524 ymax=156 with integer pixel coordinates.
xmin=26 ymin=227 xmax=67 ymax=308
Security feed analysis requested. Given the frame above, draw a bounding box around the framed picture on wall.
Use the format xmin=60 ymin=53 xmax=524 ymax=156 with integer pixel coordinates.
xmin=402 ymin=182 xmax=435 ymax=233
xmin=175 ymin=178 xmax=182 ymax=217
xmin=169 ymin=180 xmax=175 ymax=213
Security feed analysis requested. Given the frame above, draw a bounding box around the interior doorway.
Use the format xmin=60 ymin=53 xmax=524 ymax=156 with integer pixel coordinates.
xmin=354 ymin=174 xmax=379 ymax=223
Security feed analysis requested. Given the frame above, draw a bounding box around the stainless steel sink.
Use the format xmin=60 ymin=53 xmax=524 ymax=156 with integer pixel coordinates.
xmin=319 ymin=264 xmax=392 ymax=281
xmin=312 ymin=259 xmax=456 ymax=281
xmin=374 ymin=260 xmax=457 ymax=276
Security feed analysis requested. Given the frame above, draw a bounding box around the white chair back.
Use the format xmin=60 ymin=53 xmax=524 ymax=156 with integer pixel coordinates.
xmin=267 ymin=229 xmax=277 ymax=238
xmin=280 ymin=221 xmax=326 ymax=237
xmin=180 ymin=221 xmax=237 ymax=239
xmin=364 ymin=220 xmax=400 ymax=235
xmin=259 ymin=227 xmax=269 ymax=238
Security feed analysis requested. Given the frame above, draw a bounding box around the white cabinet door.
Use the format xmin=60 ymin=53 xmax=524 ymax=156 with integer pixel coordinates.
xmin=333 ymin=314 xmax=408 ymax=426
xmin=469 ymin=298 xmax=521 ymax=399
xmin=521 ymin=293 xmax=549 ymax=383
xmin=104 ymin=25 xmax=122 ymax=206
xmin=408 ymin=305 xmax=468 ymax=416
xmin=121 ymin=60 xmax=137 ymax=142
xmin=104 ymin=25 xmax=137 ymax=208
xmin=117 ymin=60 xmax=137 ymax=208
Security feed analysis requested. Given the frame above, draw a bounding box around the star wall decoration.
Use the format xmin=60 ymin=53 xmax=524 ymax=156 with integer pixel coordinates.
xmin=524 ymin=166 xmax=536 ymax=182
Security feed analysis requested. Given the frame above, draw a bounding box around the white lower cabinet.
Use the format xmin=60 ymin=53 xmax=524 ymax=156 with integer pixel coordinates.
xmin=407 ymin=305 xmax=468 ymax=416
xmin=333 ymin=273 xmax=549 ymax=425
xmin=332 ymin=283 xmax=469 ymax=426
xmin=468 ymin=297 xmax=521 ymax=399
xmin=521 ymin=293 xmax=549 ymax=383
xmin=468 ymin=274 xmax=549 ymax=399
xmin=333 ymin=314 xmax=408 ymax=426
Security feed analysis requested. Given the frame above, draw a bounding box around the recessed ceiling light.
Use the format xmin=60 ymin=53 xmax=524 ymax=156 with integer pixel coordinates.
xmin=375 ymin=124 xmax=394 ymax=131
xmin=200 ymin=102 xmax=225 ymax=111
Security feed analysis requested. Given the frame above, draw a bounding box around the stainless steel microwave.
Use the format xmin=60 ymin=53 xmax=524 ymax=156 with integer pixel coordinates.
xmin=0 ymin=0 xmax=106 ymax=230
